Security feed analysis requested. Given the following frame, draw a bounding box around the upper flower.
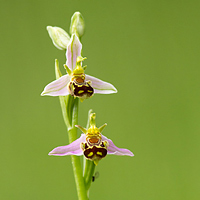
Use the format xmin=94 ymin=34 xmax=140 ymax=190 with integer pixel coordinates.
xmin=41 ymin=34 xmax=117 ymax=101
xmin=49 ymin=112 xmax=134 ymax=165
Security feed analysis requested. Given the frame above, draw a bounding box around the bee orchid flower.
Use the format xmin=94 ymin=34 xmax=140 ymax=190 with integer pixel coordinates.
xmin=41 ymin=34 xmax=117 ymax=101
xmin=49 ymin=113 xmax=134 ymax=165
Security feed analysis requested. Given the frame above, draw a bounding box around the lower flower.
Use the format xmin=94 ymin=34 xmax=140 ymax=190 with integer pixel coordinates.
xmin=49 ymin=133 xmax=134 ymax=164
xmin=48 ymin=113 xmax=134 ymax=165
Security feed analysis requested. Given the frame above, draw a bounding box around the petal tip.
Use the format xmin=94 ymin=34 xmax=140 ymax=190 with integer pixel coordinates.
xmin=113 ymin=88 xmax=118 ymax=93
xmin=111 ymin=86 xmax=118 ymax=93
xmin=41 ymin=90 xmax=49 ymax=96
xmin=124 ymin=150 xmax=134 ymax=157
xmin=130 ymin=153 xmax=134 ymax=157
xmin=46 ymin=26 xmax=51 ymax=31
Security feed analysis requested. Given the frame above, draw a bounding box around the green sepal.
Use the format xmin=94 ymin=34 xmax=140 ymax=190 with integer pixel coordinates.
xmin=99 ymin=123 xmax=107 ymax=133
xmin=75 ymin=125 xmax=87 ymax=134
xmin=55 ymin=59 xmax=62 ymax=79
xmin=64 ymin=64 xmax=72 ymax=75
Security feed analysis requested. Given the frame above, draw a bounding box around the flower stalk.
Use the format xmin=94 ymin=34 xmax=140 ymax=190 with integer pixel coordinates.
xmin=55 ymin=60 xmax=88 ymax=200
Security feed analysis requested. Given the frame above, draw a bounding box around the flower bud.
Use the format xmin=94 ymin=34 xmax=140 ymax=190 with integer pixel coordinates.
xmin=69 ymin=12 xmax=85 ymax=38
xmin=47 ymin=26 xmax=70 ymax=50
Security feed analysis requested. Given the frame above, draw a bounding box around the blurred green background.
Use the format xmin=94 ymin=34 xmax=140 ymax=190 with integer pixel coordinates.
xmin=1 ymin=0 xmax=200 ymax=199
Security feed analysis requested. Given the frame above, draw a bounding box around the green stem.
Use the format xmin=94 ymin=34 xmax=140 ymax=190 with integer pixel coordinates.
xmin=66 ymin=97 xmax=88 ymax=200
xmin=83 ymin=159 xmax=95 ymax=191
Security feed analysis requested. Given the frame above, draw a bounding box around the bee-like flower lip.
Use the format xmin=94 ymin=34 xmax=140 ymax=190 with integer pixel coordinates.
xmin=71 ymin=81 xmax=94 ymax=99
xmin=83 ymin=145 xmax=107 ymax=160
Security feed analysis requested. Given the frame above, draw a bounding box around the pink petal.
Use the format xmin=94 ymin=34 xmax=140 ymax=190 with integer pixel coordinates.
xmin=41 ymin=74 xmax=70 ymax=96
xmin=85 ymin=74 xmax=117 ymax=94
xmin=66 ymin=34 xmax=82 ymax=71
xmin=49 ymin=134 xmax=86 ymax=156
xmin=102 ymin=135 xmax=134 ymax=156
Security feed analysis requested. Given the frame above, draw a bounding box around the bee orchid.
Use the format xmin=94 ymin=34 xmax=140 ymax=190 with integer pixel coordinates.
xmin=48 ymin=113 xmax=134 ymax=165
xmin=41 ymin=34 xmax=117 ymax=101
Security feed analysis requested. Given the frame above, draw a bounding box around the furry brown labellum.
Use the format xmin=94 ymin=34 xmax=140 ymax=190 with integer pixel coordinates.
xmin=68 ymin=75 xmax=94 ymax=99
xmin=81 ymin=141 xmax=108 ymax=161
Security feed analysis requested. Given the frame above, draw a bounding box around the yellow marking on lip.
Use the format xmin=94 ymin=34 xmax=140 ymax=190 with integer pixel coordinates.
xmin=87 ymin=152 xmax=93 ymax=157
xmin=97 ymin=151 xmax=102 ymax=156
xmin=78 ymin=90 xmax=84 ymax=94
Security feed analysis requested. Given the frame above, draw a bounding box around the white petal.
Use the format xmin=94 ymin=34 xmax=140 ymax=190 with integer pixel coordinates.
xmin=66 ymin=34 xmax=82 ymax=71
xmin=85 ymin=74 xmax=117 ymax=94
xmin=41 ymin=74 xmax=70 ymax=96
